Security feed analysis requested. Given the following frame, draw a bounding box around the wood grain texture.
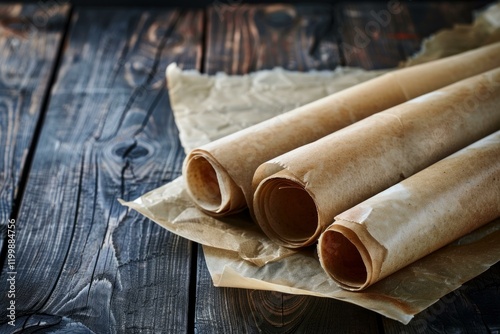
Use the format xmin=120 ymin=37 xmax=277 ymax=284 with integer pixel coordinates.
xmin=336 ymin=1 xmax=418 ymax=69
xmin=0 ymin=7 xmax=202 ymax=333
xmin=405 ymin=2 xmax=492 ymax=44
xmin=0 ymin=4 xmax=69 ymax=257
xmin=205 ymin=3 xmax=340 ymax=74
xmin=195 ymin=246 xmax=380 ymax=333
xmin=336 ymin=1 xmax=492 ymax=69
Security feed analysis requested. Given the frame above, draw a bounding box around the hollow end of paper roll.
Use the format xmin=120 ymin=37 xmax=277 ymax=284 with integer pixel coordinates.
xmin=184 ymin=155 xmax=225 ymax=213
xmin=254 ymin=178 xmax=320 ymax=248
xmin=318 ymin=228 xmax=371 ymax=291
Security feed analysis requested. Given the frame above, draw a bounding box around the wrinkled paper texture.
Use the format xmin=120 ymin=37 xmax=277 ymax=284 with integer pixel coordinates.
xmin=121 ymin=2 xmax=500 ymax=324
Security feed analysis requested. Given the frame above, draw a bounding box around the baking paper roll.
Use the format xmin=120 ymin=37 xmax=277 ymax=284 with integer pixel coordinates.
xmin=318 ymin=130 xmax=500 ymax=291
xmin=253 ymin=67 xmax=500 ymax=248
xmin=182 ymin=42 xmax=500 ymax=217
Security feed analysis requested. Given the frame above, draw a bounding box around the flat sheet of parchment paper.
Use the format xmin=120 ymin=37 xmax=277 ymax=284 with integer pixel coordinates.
xmin=120 ymin=2 xmax=500 ymax=324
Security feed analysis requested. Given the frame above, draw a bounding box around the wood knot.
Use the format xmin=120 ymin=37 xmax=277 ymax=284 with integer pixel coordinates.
xmin=112 ymin=140 xmax=151 ymax=160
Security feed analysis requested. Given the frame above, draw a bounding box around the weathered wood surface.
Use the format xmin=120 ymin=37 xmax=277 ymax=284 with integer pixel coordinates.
xmin=0 ymin=2 xmax=499 ymax=333
xmin=337 ymin=2 xmax=490 ymax=69
xmin=0 ymin=4 xmax=69 ymax=258
xmin=0 ymin=6 xmax=203 ymax=333
xmin=204 ymin=3 xmax=340 ymax=74
xmin=195 ymin=247 xmax=380 ymax=333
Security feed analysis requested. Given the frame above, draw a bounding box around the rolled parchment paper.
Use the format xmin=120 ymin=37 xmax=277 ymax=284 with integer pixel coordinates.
xmin=253 ymin=67 xmax=500 ymax=248
xmin=318 ymin=130 xmax=500 ymax=291
xmin=183 ymin=42 xmax=500 ymax=217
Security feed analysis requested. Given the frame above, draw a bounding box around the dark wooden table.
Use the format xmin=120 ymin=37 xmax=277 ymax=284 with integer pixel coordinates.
xmin=0 ymin=2 xmax=499 ymax=333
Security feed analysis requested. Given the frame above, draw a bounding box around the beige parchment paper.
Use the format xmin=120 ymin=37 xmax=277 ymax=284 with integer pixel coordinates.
xmin=252 ymin=68 xmax=500 ymax=248
xmin=120 ymin=2 xmax=500 ymax=324
xmin=319 ymin=131 xmax=500 ymax=291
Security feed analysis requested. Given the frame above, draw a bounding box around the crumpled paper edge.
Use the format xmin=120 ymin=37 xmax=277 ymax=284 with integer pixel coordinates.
xmin=166 ymin=63 xmax=387 ymax=153
xmin=119 ymin=177 xmax=296 ymax=266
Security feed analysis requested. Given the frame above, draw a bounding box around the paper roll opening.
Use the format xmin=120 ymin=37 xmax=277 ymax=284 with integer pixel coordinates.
xmin=255 ymin=178 xmax=319 ymax=248
xmin=319 ymin=229 xmax=368 ymax=291
xmin=185 ymin=156 xmax=223 ymax=212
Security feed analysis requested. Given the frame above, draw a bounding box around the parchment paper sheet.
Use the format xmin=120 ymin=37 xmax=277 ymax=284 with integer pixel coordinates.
xmin=120 ymin=2 xmax=500 ymax=324
xmin=319 ymin=131 xmax=500 ymax=291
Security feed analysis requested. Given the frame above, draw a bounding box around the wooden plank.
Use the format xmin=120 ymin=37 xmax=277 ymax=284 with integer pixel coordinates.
xmin=0 ymin=4 xmax=69 ymax=257
xmin=336 ymin=1 xmax=418 ymax=69
xmin=195 ymin=246 xmax=380 ymax=333
xmin=196 ymin=4 xmax=380 ymax=333
xmin=0 ymin=7 xmax=203 ymax=333
xmin=406 ymin=1 xmax=492 ymax=46
xmin=205 ymin=3 xmax=341 ymax=74
xmin=336 ymin=1 xmax=493 ymax=69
